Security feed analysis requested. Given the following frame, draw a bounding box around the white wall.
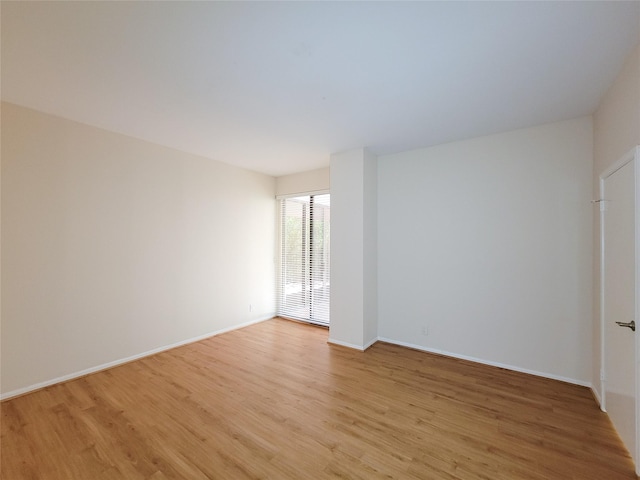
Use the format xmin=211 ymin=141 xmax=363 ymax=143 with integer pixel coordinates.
xmin=329 ymin=148 xmax=378 ymax=349
xmin=378 ymin=117 xmax=593 ymax=384
xmin=363 ymin=149 xmax=378 ymax=346
xmin=1 ymin=102 xmax=276 ymax=397
xmin=329 ymin=150 xmax=365 ymax=348
xmin=276 ymin=167 xmax=330 ymax=197
xmin=592 ymin=44 xmax=640 ymax=401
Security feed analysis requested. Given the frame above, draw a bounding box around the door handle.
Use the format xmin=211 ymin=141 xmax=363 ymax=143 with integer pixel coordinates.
xmin=615 ymin=320 xmax=636 ymax=332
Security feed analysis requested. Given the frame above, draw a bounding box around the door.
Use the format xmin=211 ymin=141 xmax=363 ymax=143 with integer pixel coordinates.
xmin=278 ymin=194 xmax=331 ymax=325
xmin=602 ymin=151 xmax=638 ymax=471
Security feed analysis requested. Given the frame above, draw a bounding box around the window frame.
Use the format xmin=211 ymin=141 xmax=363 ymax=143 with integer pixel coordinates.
xmin=276 ymin=190 xmax=330 ymax=326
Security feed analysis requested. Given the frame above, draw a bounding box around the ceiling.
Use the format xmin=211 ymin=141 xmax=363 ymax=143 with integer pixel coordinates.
xmin=2 ymin=1 xmax=639 ymax=177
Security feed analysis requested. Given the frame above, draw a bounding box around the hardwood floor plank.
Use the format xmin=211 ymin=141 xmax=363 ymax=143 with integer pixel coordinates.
xmin=2 ymin=318 xmax=637 ymax=479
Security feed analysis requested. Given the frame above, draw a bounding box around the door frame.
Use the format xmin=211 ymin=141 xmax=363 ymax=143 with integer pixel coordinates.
xmin=599 ymin=145 xmax=639 ymax=473
xmin=275 ymin=190 xmax=331 ymax=327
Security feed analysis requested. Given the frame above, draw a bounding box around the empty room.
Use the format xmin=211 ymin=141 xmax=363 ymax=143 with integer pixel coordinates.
xmin=2 ymin=1 xmax=640 ymax=479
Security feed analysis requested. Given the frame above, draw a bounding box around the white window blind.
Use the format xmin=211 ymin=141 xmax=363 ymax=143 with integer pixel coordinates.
xmin=278 ymin=194 xmax=330 ymax=325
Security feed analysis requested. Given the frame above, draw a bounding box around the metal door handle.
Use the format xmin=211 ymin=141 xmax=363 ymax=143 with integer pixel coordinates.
xmin=615 ymin=320 xmax=636 ymax=332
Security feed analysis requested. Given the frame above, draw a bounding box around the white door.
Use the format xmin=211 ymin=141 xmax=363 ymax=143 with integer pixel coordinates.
xmin=602 ymin=152 xmax=638 ymax=471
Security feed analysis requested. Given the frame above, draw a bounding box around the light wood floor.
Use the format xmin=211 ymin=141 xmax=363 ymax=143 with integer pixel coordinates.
xmin=1 ymin=318 xmax=637 ymax=479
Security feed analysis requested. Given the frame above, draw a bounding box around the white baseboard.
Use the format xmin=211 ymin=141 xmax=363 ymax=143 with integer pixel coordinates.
xmin=327 ymin=337 xmax=378 ymax=352
xmin=327 ymin=335 xmax=378 ymax=351
xmin=377 ymin=336 xmax=592 ymax=388
xmin=4 ymin=320 xmax=593 ymax=401
xmin=363 ymin=337 xmax=378 ymax=351
xmin=327 ymin=338 xmax=367 ymax=351
xmin=0 ymin=315 xmax=274 ymax=401
xmin=591 ymin=386 xmax=604 ymax=411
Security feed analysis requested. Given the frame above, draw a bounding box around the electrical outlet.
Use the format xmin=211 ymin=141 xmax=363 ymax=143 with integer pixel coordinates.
xmin=249 ymin=304 xmax=253 ymax=312
xmin=421 ymin=325 xmax=429 ymax=336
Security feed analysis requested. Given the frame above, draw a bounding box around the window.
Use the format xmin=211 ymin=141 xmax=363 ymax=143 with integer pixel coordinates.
xmin=277 ymin=194 xmax=330 ymax=325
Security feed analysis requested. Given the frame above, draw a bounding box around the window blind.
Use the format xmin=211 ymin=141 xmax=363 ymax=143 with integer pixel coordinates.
xmin=278 ymin=194 xmax=330 ymax=325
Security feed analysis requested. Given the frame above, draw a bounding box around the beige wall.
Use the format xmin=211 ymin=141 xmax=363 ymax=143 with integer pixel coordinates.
xmin=594 ymin=46 xmax=640 ymax=175
xmin=276 ymin=167 xmax=330 ymax=197
xmin=329 ymin=149 xmax=365 ymax=348
xmin=378 ymin=117 xmax=594 ymax=384
xmin=1 ymin=103 xmax=276 ymax=397
xmin=592 ymin=45 xmax=640 ymax=402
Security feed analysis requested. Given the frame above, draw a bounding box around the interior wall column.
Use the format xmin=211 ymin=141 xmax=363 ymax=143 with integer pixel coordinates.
xmin=329 ymin=148 xmax=378 ymax=350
